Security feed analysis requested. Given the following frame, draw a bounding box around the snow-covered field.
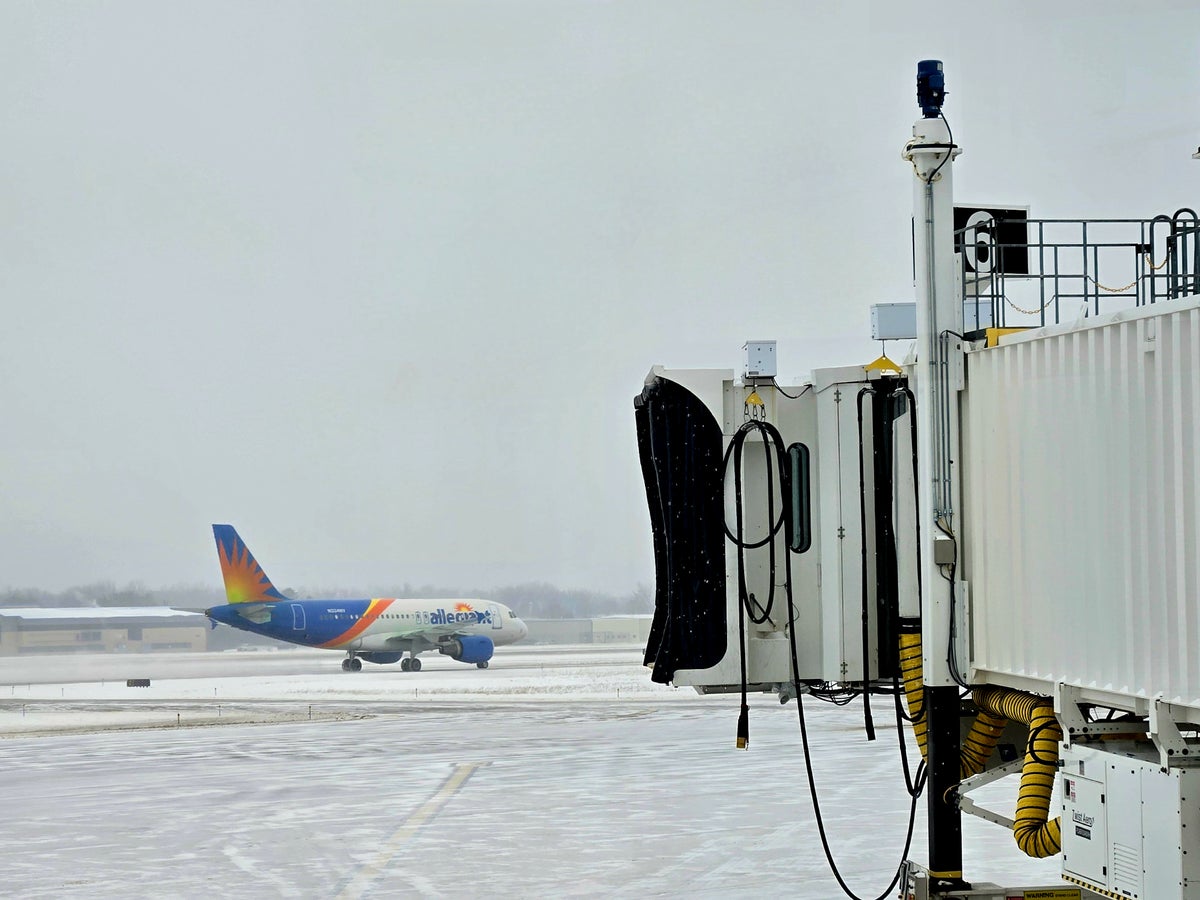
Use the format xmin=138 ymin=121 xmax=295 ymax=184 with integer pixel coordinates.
xmin=0 ymin=647 xmax=1065 ymax=898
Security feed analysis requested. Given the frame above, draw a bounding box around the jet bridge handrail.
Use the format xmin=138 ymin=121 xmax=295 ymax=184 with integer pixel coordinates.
xmin=955 ymin=210 xmax=1200 ymax=332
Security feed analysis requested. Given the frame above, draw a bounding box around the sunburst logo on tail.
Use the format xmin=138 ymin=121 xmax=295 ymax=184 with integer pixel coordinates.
xmin=213 ymin=525 xmax=285 ymax=604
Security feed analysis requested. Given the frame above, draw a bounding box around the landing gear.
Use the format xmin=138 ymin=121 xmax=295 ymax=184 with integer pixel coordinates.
xmin=476 ymin=661 xmax=489 ymax=669
xmin=400 ymin=657 xmax=422 ymax=672
xmin=411 ymin=657 xmax=422 ymax=672
xmin=342 ymin=656 xmax=362 ymax=672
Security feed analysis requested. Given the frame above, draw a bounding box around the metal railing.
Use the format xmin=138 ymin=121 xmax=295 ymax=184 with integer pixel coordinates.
xmin=956 ymin=209 xmax=1200 ymax=332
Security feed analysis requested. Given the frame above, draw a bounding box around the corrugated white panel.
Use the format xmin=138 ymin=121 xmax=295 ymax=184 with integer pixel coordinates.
xmin=963 ymin=297 xmax=1200 ymax=714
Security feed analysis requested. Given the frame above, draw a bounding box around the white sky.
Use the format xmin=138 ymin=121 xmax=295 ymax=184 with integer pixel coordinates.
xmin=3 ymin=2 xmax=1198 ymax=594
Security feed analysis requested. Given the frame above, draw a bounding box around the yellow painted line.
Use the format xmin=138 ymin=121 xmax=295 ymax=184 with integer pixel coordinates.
xmin=336 ymin=762 xmax=486 ymax=899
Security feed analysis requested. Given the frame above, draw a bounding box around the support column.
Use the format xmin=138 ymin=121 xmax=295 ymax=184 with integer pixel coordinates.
xmin=925 ymin=685 xmax=965 ymax=890
xmin=903 ymin=59 xmax=968 ymax=893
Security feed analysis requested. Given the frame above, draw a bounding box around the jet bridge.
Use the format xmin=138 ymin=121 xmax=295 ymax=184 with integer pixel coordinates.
xmin=636 ymin=361 xmax=915 ymax=695
xmin=635 ymin=59 xmax=1200 ymax=900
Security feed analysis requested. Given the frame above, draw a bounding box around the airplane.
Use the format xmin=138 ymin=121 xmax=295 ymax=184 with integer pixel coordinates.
xmin=205 ymin=524 xmax=528 ymax=672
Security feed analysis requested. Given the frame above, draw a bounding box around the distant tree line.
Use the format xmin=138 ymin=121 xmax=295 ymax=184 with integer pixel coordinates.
xmin=0 ymin=580 xmax=654 ymax=618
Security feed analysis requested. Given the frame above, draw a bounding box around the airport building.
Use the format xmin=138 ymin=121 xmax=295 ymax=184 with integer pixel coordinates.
xmin=0 ymin=607 xmax=209 ymax=655
xmin=523 ymin=615 xmax=652 ymax=645
xmin=591 ymin=615 xmax=653 ymax=644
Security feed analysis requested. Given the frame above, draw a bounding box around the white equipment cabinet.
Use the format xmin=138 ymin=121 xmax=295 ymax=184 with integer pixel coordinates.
xmin=1061 ymin=743 xmax=1200 ymax=899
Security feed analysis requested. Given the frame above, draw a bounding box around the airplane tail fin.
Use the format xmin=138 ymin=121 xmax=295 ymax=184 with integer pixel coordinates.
xmin=212 ymin=524 xmax=288 ymax=604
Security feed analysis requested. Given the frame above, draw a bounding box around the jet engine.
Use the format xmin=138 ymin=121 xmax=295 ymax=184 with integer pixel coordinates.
xmin=439 ymin=635 xmax=494 ymax=664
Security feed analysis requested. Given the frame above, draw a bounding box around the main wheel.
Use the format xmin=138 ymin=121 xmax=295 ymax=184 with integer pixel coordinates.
xmin=350 ymin=657 xmax=362 ymax=672
xmin=476 ymin=661 xmax=489 ymax=669
xmin=411 ymin=658 xmax=422 ymax=672
xmin=401 ymin=658 xmax=412 ymax=672
xmin=341 ymin=658 xmax=351 ymax=671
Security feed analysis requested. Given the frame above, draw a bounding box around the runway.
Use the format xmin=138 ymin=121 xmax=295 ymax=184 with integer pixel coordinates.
xmin=0 ymin=647 xmax=1065 ymax=898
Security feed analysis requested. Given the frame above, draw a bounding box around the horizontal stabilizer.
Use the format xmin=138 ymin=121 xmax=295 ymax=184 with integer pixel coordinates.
xmin=235 ymin=603 xmax=272 ymax=625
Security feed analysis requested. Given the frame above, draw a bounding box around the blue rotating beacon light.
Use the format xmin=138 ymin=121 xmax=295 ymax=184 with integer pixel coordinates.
xmin=916 ymin=59 xmax=945 ymax=117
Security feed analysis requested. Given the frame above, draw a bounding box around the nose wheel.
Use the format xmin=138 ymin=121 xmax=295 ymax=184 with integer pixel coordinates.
xmin=476 ymin=661 xmax=489 ymax=669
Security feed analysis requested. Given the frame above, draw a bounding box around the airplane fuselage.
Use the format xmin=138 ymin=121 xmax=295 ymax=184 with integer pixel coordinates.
xmin=206 ymin=597 xmax=528 ymax=667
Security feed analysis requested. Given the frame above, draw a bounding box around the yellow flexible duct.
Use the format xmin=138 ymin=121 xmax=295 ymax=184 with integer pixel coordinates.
xmin=897 ymin=632 xmax=1005 ymax=778
xmin=898 ymin=633 xmax=928 ymax=760
xmin=972 ymin=686 xmax=1062 ymax=858
xmin=960 ymin=708 xmax=1006 ymax=778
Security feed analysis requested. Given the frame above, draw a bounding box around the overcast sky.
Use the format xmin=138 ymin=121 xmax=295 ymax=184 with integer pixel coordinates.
xmin=3 ymin=2 xmax=1198 ymax=595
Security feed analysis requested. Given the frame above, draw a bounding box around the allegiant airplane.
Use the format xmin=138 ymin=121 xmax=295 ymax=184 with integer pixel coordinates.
xmin=205 ymin=525 xmax=528 ymax=672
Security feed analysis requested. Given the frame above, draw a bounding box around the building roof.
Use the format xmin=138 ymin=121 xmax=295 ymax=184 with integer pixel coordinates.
xmin=0 ymin=607 xmax=205 ymax=620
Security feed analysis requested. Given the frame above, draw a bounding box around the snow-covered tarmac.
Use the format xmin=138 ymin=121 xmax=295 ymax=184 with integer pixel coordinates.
xmin=0 ymin=647 xmax=1066 ymax=898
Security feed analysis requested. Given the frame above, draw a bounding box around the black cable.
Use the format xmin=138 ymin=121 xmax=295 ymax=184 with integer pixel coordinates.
xmin=890 ymin=384 xmax=926 ymax=726
xmin=729 ymin=422 xmax=782 ymax=626
xmin=1026 ymin=718 xmax=1060 ymax=765
xmin=723 ymin=419 xmax=791 ymax=748
xmin=891 ymin=674 xmax=927 ymax=798
xmin=721 ymin=412 xmax=925 ymax=900
xmin=721 ymin=431 xmax=787 ymax=550
xmin=933 ymin=518 xmax=976 ymax=690
xmin=924 ymin=330 xmax=975 ymax=692
xmin=732 ymin=434 xmax=751 ymax=749
xmin=771 ymin=379 xmax=812 ymax=400
xmin=924 ymin=112 xmax=954 ymax=186
xmin=787 ymin=555 xmax=926 ymax=900
xmin=856 ymin=387 xmax=877 ymax=742
xmin=793 ymin=688 xmax=926 ymax=900
xmin=886 ymin=384 xmax=927 ymax=799
xmin=807 ymin=684 xmax=861 ymax=706
xmin=773 ymin=424 xmax=926 ymax=900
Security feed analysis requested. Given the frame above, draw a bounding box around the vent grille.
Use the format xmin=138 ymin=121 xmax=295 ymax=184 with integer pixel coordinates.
xmin=1111 ymin=841 xmax=1142 ymax=896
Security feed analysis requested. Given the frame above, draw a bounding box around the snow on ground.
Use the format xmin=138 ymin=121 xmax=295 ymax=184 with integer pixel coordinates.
xmin=0 ymin=646 xmax=687 ymax=736
xmin=0 ymin=647 xmax=1067 ymax=898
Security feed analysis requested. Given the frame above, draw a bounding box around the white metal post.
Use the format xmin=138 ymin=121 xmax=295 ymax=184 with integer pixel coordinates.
xmin=904 ymin=96 xmax=963 ymax=689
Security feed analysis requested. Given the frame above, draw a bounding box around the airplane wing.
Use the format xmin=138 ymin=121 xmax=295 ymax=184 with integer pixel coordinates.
xmin=382 ymin=622 xmax=467 ymax=645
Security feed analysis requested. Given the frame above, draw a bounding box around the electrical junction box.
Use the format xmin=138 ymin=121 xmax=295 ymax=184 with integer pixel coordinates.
xmin=870 ymin=297 xmax=994 ymax=340
xmin=742 ymin=341 xmax=777 ymax=378
xmin=871 ymin=303 xmax=917 ymax=341
xmin=1060 ymin=743 xmax=1200 ymax=899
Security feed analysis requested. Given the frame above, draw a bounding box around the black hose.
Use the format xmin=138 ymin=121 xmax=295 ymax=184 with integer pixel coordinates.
xmin=856 ymin=386 xmax=877 ymax=742
xmin=722 ymin=411 xmax=925 ymax=900
xmin=723 ymin=419 xmax=792 ymax=748
xmin=782 ymin=476 xmax=926 ymax=900
xmin=892 ymin=384 xmax=922 ymax=600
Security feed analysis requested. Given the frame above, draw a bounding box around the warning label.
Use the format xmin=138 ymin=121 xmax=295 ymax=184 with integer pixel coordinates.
xmin=1022 ymin=890 xmax=1082 ymax=900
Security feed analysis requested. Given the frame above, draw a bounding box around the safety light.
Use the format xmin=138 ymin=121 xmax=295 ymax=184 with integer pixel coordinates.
xmin=917 ymin=59 xmax=945 ymax=118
